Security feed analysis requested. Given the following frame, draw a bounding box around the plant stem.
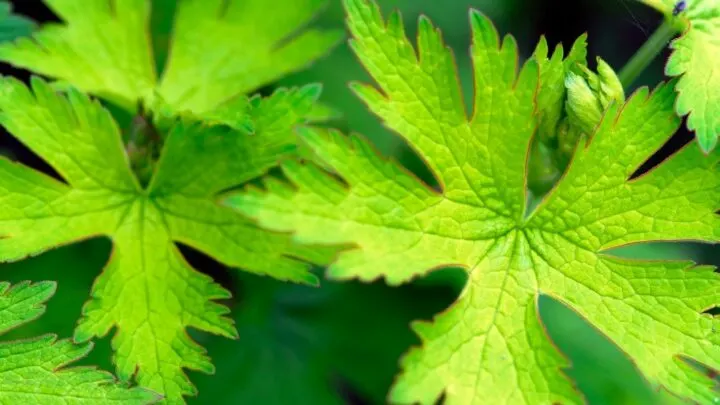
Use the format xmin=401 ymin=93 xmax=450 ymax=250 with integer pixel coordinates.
xmin=618 ymin=20 xmax=678 ymax=89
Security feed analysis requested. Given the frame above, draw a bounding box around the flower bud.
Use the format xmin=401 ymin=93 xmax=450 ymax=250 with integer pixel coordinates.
xmin=565 ymin=72 xmax=602 ymax=135
xmin=595 ymin=58 xmax=625 ymax=107
xmin=564 ymin=58 xmax=624 ymax=136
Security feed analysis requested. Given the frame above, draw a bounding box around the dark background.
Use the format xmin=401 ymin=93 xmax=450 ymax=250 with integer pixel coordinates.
xmin=1 ymin=1 xmax=716 ymax=404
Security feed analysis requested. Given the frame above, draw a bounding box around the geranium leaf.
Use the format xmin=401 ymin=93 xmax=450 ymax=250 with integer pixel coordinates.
xmin=0 ymin=0 xmax=341 ymax=401
xmin=665 ymin=0 xmax=720 ymax=152
xmin=227 ymin=0 xmax=720 ymax=402
xmin=157 ymin=0 xmax=343 ymax=114
xmin=0 ymin=0 xmax=341 ymax=121
xmin=0 ymin=76 xmax=327 ymax=403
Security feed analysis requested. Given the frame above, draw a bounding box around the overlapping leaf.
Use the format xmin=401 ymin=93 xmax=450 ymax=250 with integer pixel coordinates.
xmin=0 ymin=0 xmax=342 ymax=119
xmin=0 ymin=0 xmax=341 ymax=402
xmin=228 ymin=0 xmax=720 ymax=403
xmin=636 ymin=0 xmax=720 ymax=152
xmin=532 ymin=34 xmax=587 ymax=142
xmin=0 ymin=77 xmax=330 ymax=403
xmin=0 ymin=281 xmax=157 ymax=404
xmin=527 ymin=35 xmax=587 ymax=193
xmin=665 ymin=0 xmax=720 ymax=152
xmin=157 ymin=0 xmax=341 ymax=115
xmin=0 ymin=0 xmax=155 ymax=111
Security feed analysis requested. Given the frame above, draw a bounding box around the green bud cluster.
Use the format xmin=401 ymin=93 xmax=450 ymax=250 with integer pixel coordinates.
xmin=529 ymin=57 xmax=624 ymax=196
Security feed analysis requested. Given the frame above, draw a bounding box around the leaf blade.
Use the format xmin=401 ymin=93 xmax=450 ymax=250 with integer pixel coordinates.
xmin=228 ymin=2 xmax=720 ymax=402
xmin=157 ymin=0 xmax=342 ymax=114
xmin=665 ymin=0 xmax=720 ymax=151
xmin=0 ymin=281 xmax=158 ymax=404
xmin=0 ymin=0 xmax=156 ymax=110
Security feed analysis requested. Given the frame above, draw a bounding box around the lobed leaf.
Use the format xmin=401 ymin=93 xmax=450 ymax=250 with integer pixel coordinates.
xmin=0 ymin=0 xmax=342 ymax=121
xmin=0 ymin=0 xmax=341 ymax=402
xmin=0 ymin=77 xmax=329 ymax=403
xmin=228 ymin=0 xmax=720 ymax=403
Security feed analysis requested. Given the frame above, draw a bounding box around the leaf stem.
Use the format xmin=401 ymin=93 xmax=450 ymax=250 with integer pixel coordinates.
xmin=618 ymin=20 xmax=678 ymax=89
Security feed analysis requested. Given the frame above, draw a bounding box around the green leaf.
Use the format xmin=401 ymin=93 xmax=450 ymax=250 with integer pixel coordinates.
xmin=0 ymin=77 xmax=326 ymax=403
xmin=665 ymin=0 xmax=720 ymax=152
xmin=533 ymin=34 xmax=587 ymax=144
xmin=0 ymin=0 xmax=341 ymax=118
xmin=0 ymin=240 xmax=115 ymax=370
xmin=0 ymin=0 xmax=156 ymax=111
xmin=0 ymin=281 xmax=158 ymax=403
xmin=540 ymin=295 xmax=670 ymax=405
xmin=156 ymin=0 xmax=343 ymax=114
xmin=228 ymin=1 xmax=720 ymax=403
xmin=191 ymin=273 xmax=451 ymax=405
xmin=0 ymin=1 xmax=35 ymax=42
xmin=539 ymin=244 xmax=707 ymax=405
xmin=527 ymin=36 xmax=587 ymax=195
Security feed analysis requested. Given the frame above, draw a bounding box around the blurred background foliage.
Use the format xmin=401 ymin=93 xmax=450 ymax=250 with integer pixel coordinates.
xmin=1 ymin=0 xmax=718 ymax=404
